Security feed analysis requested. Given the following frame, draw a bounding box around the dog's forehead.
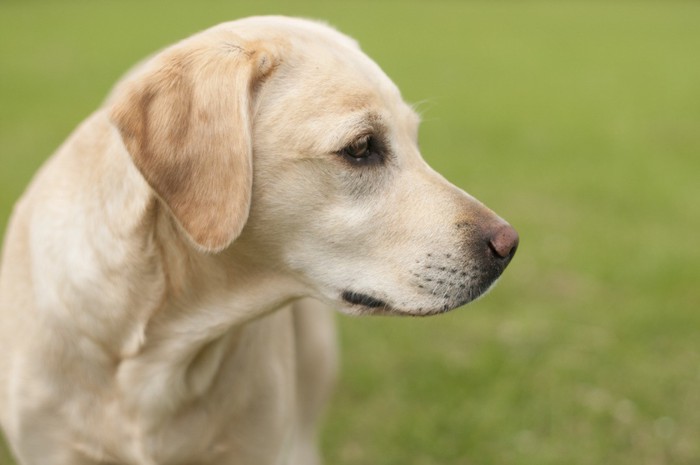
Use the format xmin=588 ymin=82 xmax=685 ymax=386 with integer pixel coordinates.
xmin=228 ymin=17 xmax=407 ymax=108
xmin=226 ymin=16 xmax=359 ymax=47
xmin=237 ymin=17 xmax=420 ymax=153
xmin=256 ymin=65 xmax=419 ymax=157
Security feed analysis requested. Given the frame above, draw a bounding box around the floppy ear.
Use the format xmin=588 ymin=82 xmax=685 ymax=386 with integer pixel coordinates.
xmin=110 ymin=35 xmax=277 ymax=252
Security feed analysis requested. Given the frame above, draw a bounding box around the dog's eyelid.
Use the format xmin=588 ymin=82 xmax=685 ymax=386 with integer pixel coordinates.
xmin=337 ymin=133 xmax=373 ymax=156
xmin=327 ymin=111 xmax=394 ymax=165
xmin=335 ymin=132 xmax=389 ymax=167
xmin=334 ymin=126 xmax=376 ymax=152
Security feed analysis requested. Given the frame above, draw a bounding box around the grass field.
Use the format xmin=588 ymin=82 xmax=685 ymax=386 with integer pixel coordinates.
xmin=1 ymin=1 xmax=699 ymax=464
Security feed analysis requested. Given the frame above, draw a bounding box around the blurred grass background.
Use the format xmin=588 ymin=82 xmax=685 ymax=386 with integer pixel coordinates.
xmin=1 ymin=1 xmax=699 ymax=464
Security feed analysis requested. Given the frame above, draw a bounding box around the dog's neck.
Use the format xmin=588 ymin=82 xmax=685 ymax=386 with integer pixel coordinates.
xmin=22 ymin=112 xmax=309 ymax=446
xmin=39 ymin=114 xmax=308 ymax=424
xmin=114 ymin=202 xmax=305 ymax=424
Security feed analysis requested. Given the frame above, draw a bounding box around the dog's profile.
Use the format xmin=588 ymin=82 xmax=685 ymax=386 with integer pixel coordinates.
xmin=0 ymin=16 xmax=518 ymax=465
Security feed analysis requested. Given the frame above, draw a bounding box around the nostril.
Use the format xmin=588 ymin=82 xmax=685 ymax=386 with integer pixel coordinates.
xmin=488 ymin=224 xmax=519 ymax=259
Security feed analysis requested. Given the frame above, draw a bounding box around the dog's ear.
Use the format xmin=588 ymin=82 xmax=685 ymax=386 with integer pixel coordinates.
xmin=110 ymin=35 xmax=278 ymax=252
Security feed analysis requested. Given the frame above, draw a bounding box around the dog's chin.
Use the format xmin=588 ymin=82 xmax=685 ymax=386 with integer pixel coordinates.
xmin=337 ymin=281 xmax=498 ymax=317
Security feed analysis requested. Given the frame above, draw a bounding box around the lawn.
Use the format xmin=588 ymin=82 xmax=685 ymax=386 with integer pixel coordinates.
xmin=1 ymin=1 xmax=699 ymax=464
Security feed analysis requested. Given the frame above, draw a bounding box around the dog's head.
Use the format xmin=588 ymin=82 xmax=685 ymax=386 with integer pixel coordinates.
xmin=110 ymin=16 xmax=518 ymax=317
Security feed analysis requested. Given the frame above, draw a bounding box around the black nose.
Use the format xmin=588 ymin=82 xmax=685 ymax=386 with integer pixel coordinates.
xmin=487 ymin=223 xmax=519 ymax=260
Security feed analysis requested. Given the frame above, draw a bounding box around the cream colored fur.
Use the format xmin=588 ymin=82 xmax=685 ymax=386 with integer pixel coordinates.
xmin=0 ymin=16 xmax=516 ymax=465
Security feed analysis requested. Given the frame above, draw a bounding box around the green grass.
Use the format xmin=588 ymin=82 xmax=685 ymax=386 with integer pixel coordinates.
xmin=2 ymin=1 xmax=700 ymax=464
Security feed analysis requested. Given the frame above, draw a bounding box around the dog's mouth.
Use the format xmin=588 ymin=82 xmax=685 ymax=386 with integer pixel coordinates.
xmin=339 ymin=260 xmax=511 ymax=316
xmin=342 ymin=291 xmax=388 ymax=308
xmin=340 ymin=290 xmax=409 ymax=315
xmin=340 ymin=289 xmax=459 ymax=317
xmin=341 ymin=291 xmax=387 ymax=309
xmin=337 ymin=232 xmax=519 ymax=316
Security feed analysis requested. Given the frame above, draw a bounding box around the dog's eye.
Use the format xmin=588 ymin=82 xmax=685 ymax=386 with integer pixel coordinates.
xmin=343 ymin=137 xmax=371 ymax=159
xmin=339 ymin=135 xmax=384 ymax=166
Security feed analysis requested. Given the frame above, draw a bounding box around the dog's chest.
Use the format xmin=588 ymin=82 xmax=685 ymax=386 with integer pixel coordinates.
xmin=103 ymin=312 xmax=300 ymax=464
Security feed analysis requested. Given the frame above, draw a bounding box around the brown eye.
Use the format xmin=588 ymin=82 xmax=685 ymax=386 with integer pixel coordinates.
xmin=338 ymin=135 xmax=386 ymax=166
xmin=343 ymin=137 xmax=370 ymax=159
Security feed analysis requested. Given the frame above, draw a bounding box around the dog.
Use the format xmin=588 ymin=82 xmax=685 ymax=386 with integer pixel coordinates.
xmin=0 ymin=16 xmax=518 ymax=465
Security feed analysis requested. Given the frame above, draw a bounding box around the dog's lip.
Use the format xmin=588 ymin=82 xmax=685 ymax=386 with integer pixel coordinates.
xmin=339 ymin=290 xmax=461 ymax=316
xmin=341 ymin=290 xmax=388 ymax=309
xmin=340 ymin=290 xmax=409 ymax=315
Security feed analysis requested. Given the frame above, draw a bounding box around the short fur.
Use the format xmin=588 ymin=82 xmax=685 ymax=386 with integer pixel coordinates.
xmin=0 ymin=16 xmax=517 ymax=465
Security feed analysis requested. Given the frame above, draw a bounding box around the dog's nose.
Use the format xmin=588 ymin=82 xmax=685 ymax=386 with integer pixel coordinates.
xmin=487 ymin=223 xmax=519 ymax=260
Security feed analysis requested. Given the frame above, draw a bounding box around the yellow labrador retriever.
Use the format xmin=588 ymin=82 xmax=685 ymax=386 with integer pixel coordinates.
xmin=0 ymin=16 xmax=518 ymax=465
